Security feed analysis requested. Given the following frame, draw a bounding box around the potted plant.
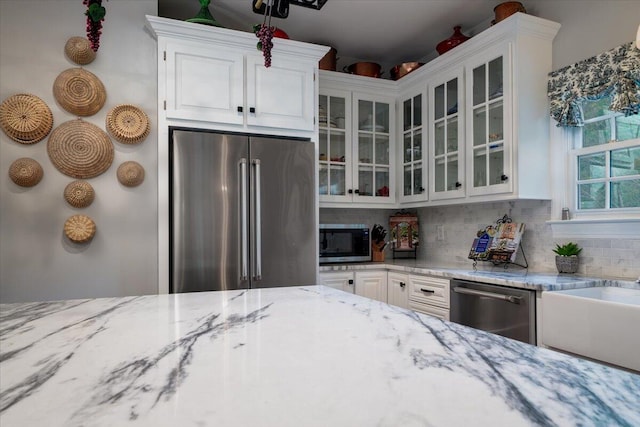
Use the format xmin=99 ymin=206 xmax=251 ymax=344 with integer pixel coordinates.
xmin=553 ymin=242 xmax=582 ymax=274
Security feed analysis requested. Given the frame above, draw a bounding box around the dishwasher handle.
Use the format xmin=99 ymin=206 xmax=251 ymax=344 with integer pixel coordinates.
xmin=453 ymin=286 xmax=522 ymax=304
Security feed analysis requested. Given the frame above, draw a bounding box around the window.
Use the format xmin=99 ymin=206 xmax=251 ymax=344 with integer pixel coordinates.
xmin=572 ymin=97 xmax=640 ymax=212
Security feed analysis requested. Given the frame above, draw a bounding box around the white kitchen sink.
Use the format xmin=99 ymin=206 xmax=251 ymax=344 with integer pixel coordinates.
xmin=542 ymin=286 xmax=640 ymax=372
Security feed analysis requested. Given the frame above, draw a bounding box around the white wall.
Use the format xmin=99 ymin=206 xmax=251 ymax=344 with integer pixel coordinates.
xmin=0 ymin=0 xmax=158 ymax=303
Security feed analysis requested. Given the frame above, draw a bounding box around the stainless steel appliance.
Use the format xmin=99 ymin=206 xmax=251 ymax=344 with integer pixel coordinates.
xmin=171 ymin=129 xmax=316 ymax=293
xmin=319 ymin=224 xmax=370 ymax=264
xmin=450 ymin=279 xmax=536 ymax=344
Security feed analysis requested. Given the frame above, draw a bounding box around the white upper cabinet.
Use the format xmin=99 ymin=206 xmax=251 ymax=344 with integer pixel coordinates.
xmin=399 ymin=86 xmax=427 ymax=203
xmin=147 ymin=16 xmax=328 ymax=134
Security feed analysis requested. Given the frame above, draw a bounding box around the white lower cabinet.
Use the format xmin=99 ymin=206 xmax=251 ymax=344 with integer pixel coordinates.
xmin=387 ymin=272 xmax=409 ymax=309
xmin=354 ymin=271 xmax=387 ymax=303
xmin=407 ymin=274 xmax=450 ymax=320
xmin=318 ymin=271 xmax=355 ymax=294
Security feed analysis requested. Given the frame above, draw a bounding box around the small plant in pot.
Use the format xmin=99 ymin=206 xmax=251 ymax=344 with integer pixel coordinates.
xmin=553 ymin=242 xmax=582 ymax=274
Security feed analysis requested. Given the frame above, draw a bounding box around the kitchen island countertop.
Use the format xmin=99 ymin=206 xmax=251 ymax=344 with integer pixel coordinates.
xmin=1 ymin=286 xmax=639 ymax=426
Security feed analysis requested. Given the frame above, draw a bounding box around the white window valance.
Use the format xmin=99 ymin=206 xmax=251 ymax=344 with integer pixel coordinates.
xmin=547 ymin=42 xmax=640 ymax=127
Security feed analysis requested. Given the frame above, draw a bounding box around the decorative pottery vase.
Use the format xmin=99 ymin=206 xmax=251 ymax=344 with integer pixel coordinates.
xmin=436 ymin=26 xmax=471 ymax=55
xmin=555 ymin=255 xmax=579 ymax=274
xmin=493 ymin=1 xmax=526 ymax=24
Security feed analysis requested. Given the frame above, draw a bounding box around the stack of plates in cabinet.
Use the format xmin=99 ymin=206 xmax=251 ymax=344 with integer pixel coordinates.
xmin=319 ymin=106 xmax=336 ymax=128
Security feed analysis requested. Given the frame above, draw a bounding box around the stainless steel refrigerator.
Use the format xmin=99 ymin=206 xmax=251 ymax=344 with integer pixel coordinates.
xmin=171 ymin=129 xmax=316 ymax=293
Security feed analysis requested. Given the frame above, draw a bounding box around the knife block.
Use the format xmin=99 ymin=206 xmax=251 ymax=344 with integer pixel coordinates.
xmin=371 ymin=241 xmax=385 ymax=262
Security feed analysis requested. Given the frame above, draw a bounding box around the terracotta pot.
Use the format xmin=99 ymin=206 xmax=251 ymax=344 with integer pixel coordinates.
xmin=436 ymin=26 xmax=470 ymax=55
xmin=390 ymin=62 xmax=425 ymax=80
xmin=343 ymin=62 xmax=382 ymax=78
xmin=494 ymin=1 xmax=526 ymax=23
xmin=319 ymin=47 xmax=337 ymax=71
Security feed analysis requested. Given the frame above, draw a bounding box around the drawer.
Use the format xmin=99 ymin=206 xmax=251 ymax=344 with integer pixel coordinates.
xmin=410 ymin=301 xmax=450 ymax=321
xmin=408 ymin=275 xmax=450 ymax=308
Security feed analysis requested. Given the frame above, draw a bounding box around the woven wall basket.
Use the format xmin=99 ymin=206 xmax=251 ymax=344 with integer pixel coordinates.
xmin=64 ymin=36 xmax=96 ymax=65
xmin=64 ymin=180 xmax=95 ymax=208
xmin=64 ymin=214 xmax=96 ymax=243
xmin=117 ymin=161 xmax=145 ymax=187
xmin=0 ymin=94 xmax=53 ymax=144
xmin=9 ymin=157 xmax=44 ymax=187
xmin=106 ymin=104 xmax=150 ymax=144
xmin=53 ymin=68 xmax=106 ymax=116
xmin=47 ymin=119 xmax=114 ymax=179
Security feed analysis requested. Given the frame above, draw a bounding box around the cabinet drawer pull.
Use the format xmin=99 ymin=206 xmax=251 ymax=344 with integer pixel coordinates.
xmin=250 ymin=107 xmax=256 ymax=113
xmin=420 ymin=288 xmax=435 ymax=294
xmin=237 ymin=106 xmax=243 ymax=112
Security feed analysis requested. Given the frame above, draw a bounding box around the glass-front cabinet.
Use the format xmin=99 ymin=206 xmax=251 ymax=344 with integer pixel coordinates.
xmin=429 ymin=70 xmax=465 ymax=200
xmin=318 ymin=89 xmax=351 ymax=202
xmin=353 ymin=94 xmax=395 ymax=202
xmin=400 ymin=89 xmax=427 ymax=203
xmin=466 ymin=45 xmax=512 ymax=196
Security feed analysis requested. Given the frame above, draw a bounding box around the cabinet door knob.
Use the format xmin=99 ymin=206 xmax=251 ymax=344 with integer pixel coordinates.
xmin=501 ymin=174 xmax=509 ymax=181
xmin=249 ymin=107 xmax=256 ymax=113
xmin=348 ymin=279 xmax=354 ymax=285
xmin=418 ymin=187 xmax=425 ymax=193
xmin=348 ymin=189 xmax=353 ymax=194
xmin=237 ymin=106 xmax=243 ymax=112
xmin=354 ymin=189 xmax=360 ymax=194
xmin=399 ymin=282 xmax=406 ymax=288
xmin=455 ymin=181 xmax=462 ymax=188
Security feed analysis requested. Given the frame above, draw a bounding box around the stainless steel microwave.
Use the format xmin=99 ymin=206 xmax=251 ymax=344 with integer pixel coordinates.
xmin=319 ymin=224 xmax=370 ymax=264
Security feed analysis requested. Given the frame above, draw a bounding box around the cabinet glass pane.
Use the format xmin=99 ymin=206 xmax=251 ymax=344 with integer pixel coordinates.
xmin=413 ymin=94 xmax=422 ymax=126
xmin=435 ymin=158 xmax=445 ymax=192
xmin=404 ymin=133 xmax=412 ymax=163
xmin=579 ymin=153 xmax=605 ymax=180
xmin=473 ymin=106 xmax=486 ymax=147
xmin=611 ymin=179 xmax=640 ymax=208
xmin=488 ymin=101 xmax=503 ymax=142
xmin=447 ymin=78 xmax=458 ymax=115
xmin=319 ymin=130 xmax=328 ymax=160
xmin=414 ymin=129 xmax=422 ymax=161
xmin=404 ymin=165 xmax=412 ymax=196
xmin=376 ymin=102 xmax=390 ymax=132
xmin=474 ymin=148 xmax=487 ymax=187
xmin=434 ymin=84 xmax=444 ymax=120
xmin=330 ymin=97 xmax=346 ymax=129
xmin=375 ymin=135 xmax=389 ymax=165
xmin=413 ymin=163 xmax=422 ymax=194
xmin=611 ymin=146 xmax=640 ymax=177
xmin=473 ymin=64 xmax=486 ymax=105
xmin=358 ymin=167 xmax=373 ymax=196
xmin=375 ymin=168 xmax=389 ymax=197
xmin=359 ymin=133 xmax=373 ymax=164
xmin=403 ymin=99 xmax=411 ymax=131
xmin=447 ymin=154 xmax=458 ymax=190
xmin=489 ymin=146 xmax=504 ymax=185
xmin=488 ymin=56 xmax=503 ymax=100
xmin=330 ymin=131 xmax=345 ymax=161
xmin=435 ymin=122 xmax=445 ymax=156
xmin=578 ymin=182 xmax=605 ymax=209
xmin=319 ymin=165 xmax=328 ymax=195
xmin=329 ymin=165 xmax=346 ymax=196
xmin=319 ymin=95 xmax=328 ymax=125
xmin=358 ymin=100 xmax=374 ymax=131
xmin=447 ymin=117 xmax=458 ymax=153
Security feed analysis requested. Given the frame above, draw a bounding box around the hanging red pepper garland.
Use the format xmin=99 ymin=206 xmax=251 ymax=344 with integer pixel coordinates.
xmin=253 ymin=0 xmax=274 ymax=67
xmin=83 ymin=0 xmax=108 ymax=52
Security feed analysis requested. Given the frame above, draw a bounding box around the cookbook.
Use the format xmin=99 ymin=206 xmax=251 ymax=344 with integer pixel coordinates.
xmin=468 ymin=222 xmax=525 ymax=263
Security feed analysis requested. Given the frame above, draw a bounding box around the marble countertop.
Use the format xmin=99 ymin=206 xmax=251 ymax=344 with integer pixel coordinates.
xmin=1 ymin=286 xmax=639 ymax=426
xmin=320 ymin=260 xmax=640 ymax=291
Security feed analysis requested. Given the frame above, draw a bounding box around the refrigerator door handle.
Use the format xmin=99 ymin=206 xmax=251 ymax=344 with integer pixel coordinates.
xmin=252 ymin=159 xmax=262 ymax=280
xmin=240 ymin=158 xmax=248 ymax=281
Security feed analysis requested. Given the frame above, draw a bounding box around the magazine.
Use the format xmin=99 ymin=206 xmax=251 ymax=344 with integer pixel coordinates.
xmin=468 ymin=222 xmax=525 ymax=263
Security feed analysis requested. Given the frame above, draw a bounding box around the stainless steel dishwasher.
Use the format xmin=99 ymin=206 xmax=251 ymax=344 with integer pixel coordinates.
xmin=450 ymin=279 xmax=536 ymax=345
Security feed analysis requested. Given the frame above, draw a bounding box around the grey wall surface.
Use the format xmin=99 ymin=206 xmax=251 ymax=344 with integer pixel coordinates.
xmin=0 ymin=0 xmax=158 ymax=303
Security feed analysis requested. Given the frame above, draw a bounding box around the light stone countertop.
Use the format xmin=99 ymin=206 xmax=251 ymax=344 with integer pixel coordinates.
xmin=320 ymin=260 xmax=640 ymax=291
xmin=1 ymin=286 xmax=639 ymax=426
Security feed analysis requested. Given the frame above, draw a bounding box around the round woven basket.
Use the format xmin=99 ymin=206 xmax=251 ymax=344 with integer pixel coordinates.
xmin=64 ymin=214 xmax=96 ymax=243
xmin=105 ymin=104 xmax=150 ymax=144
xmin=0 ymin=94 xmax=53 ymax=144
xmin=64 ymin=36 xmax=96 ymax=65
xmin=47 ymin=119 xmax=114 ymax=179
xmin=64 ymin=180 xmax=95 ymax=208
xmin=9 ymin=157 xmax=44 ymax=187
xmin=53 ymin=68 xmax=106 ymax=116
xmin=117 ymin=161 xmax=145 ymax=187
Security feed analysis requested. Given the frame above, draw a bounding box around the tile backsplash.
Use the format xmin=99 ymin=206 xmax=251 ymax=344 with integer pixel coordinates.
xmin=320 ymin=200 xmax=640 ymax=280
